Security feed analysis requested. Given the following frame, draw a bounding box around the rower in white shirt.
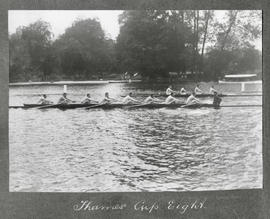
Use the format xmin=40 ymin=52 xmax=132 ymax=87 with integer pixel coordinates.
xmin=209 ymin=85 xmax=218 ymax=94
xmin=180 ymin=87 xmax=187 ymax=95
xmin=143 ymin=94 xmax=161 ymax=103
xmin=164 ymin=93 xmax=179 ymax=104
xmin=38 ymin=94 xmax=53 ymax=104
xmin=122 ymin=92 xmax=141 ymax=104
xmin=58 ymin=93 xmax=74 ymax=104
xmin=194 ymin=84 xmax=203 ymax=95
xmin=100 ymin=92 xmax=118 ymax=104
xmin=166 ymin=85 xmax=177 ymax=96
xmin=186 ymin=92 xmax=201 ymax=105
xmin=81 ymin=93 xmax=98 ymax=104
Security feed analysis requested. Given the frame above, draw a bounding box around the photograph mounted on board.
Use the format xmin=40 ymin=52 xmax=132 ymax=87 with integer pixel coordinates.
xmin=9 ymin=10 xmax=262 ymax=192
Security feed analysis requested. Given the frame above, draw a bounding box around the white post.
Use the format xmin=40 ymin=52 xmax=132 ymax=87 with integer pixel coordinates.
xmin=63 ymin=85 xmax=67 ymax=93
xmin=241 ymin=82 xmax=245 ymax=92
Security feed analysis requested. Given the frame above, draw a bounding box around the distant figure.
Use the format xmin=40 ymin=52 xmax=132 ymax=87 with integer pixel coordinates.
xmin=144 ymin=94 xmax=161 ymax=104
xmin=166 ymin=85 xmax=177 ymax=96
xmin=122 ymin=92 xmax=141 ymax=104
xmin=213 ymin=91 xmax=222 ymax=107
xmin=100 ymin=92 xmax=118 ymax=104
xmin=180 ymin=87 xmax=187 ymax=95
xmin=58 ymin=93 xmax=73 ymax=104
xmin=194 ymin=84 xmax=203 ymax=95
xmin=38 ymin=94 xmax=53 ymax=104
xmin=164 ymin=93 xmax=179 ymax=104
xmin=81 ymin=94 xmax=98 ymax=104
xmin=186 ymin=92 xmax=200 ymax=105
xmin=209 ymin=85 xmax=218 ymax=94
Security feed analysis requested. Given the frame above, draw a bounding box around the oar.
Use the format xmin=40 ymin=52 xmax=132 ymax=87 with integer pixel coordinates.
xmin=181 ymin=102 xmax=201 ymax=108
xmin=220 ymin=104 xmax=262 ymax=108
xmin=84 ymin=103 xmax=108 ymax=109
xmin=125 ymin=102 xmax=151 ymax=109
xmin=37 ymin=103 xmax=61 ymax=109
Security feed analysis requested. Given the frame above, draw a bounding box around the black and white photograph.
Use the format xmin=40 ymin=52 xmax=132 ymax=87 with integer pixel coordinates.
xmin=9 ymin=10 xmax=262 ymax=192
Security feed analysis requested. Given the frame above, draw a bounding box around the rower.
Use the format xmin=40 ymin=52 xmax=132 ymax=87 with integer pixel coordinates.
xmin=209 ymin=85 xmax=218 ymax=94
xmin=186 ymin=92 xmax=200 ymax=105
xmin=58 ymin=93 xmax=73 ymax=104
xmin=194 ymin=84 xmax=203 ymax=95
xmin=166 ymin=85 xmax=177 ymax=96
xmin=38 ymin=94 xmax=53 ymax=104
xmin=81 ymin=93 xmax=98 ymax=104
xmin=180 ymin=87 xmax=187 ymax=95
xmin=213 ymin=91 xmax=222 ymax=107
xmin=164 ymin=93 xmax=179 ymax=104
xmin=143 ymin=94 xmax=161 ymax=104
xmin=100 ymin=92 xmax=118 ymax=104
xmin=122 ymin=92 xmax=141 ymax=104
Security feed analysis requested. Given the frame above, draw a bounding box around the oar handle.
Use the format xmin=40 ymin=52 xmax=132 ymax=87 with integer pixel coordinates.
xmin=37 ymin=103 xmax=60 ymax=109
xmin=126 ymin=103 xmax=151 ymax=109
xmin=181 ymin=103 xmax=201 ymax=108
xmin=84 ymin=103 xmax=107 ymax=109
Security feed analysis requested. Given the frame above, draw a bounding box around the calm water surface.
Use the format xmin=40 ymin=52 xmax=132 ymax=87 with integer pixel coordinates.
xmin=9 ymin=82 xmax=262 ymax=192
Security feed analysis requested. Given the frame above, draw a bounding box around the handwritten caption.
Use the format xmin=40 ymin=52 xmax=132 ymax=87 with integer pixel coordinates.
xmin=73 ymin=198 xmax=207 ymax=214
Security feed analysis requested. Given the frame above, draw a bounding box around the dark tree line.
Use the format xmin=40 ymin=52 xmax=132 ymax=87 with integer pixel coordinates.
xmin=9 ymin=10 xmax=262 ymax=82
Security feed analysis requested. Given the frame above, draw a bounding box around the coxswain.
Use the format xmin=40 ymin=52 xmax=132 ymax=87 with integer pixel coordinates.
xmin=38 ymin=94 xmax=53 ymax=104
xmin=194 ymin=84 xmax=203 ymax=95
xmin=143 ymin=94 xmax=161 ymax=104
xmin=213 ymin=91 xmax=222 ymax=107
xmin=122 ymin=92 xmax=141 ymax=104
xmin=209 ymin=85 xmax=218 ymax=94
xmin=58 ymin=93 xmax=73 ymax=104
xmin=186 ymin=92 xmax=201 ymax=105
xmin=164 ymin=93 xmax=179 ymax=104
xmin=81 ymin=93 xmax=98 ymax=104
xmin=166 ymin=85 xmax=177 ymax=96
xmin=180 ymin=87 xmax=187 ymax=95
xmin=100 ymin=92 xmax=118 ymax=104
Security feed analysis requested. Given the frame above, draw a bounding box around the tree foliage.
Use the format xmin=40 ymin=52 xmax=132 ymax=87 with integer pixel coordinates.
xmin=54 ymin=19 xmax=116 ymax=79
xmin=9 ymin=11 xmax=262 ymax=82
xmin=116 ymin=10 xmax=194 ymax=79
xmin=9 ymin=20 xmax=55 ymax=81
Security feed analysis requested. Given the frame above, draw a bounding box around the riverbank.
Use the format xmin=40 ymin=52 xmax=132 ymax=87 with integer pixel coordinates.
xmin=9 ymin=80 xmax=142 ymax=86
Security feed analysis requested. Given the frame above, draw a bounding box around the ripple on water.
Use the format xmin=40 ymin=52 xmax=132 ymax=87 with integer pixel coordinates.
xmin=9 ymin=85 xmax=262 ymax=192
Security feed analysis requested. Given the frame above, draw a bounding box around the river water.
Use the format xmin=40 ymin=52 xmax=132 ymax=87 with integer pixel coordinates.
xmin=9 ymin=82 xmax=262 ymax=192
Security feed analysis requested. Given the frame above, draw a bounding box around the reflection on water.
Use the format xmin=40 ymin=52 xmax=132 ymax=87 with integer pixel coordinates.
xmin=9 ymin=82 xmax=262 ymax=192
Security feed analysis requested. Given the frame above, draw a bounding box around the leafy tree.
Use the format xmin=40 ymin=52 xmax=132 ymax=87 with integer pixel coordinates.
xmin=54 ymin=18 xmax=116 ymax=80
xmin=116 ymin=10 xmax=193 ymax=79
xmin=214 ymin=11 xmax=262 ymax=51
xmin=9 ymin=20 xmax=55 ymax=82
xmin=203 ymin=46 xmax=261 ymax=80
xmin=9 ymin=10 xmax=262 ymax=82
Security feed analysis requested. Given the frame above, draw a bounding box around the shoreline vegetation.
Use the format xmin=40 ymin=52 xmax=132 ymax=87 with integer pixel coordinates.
xmin=9 ymin=80 xmax=143 ymax=86
xmin=9 ymin=10 xmax=262 ymax=83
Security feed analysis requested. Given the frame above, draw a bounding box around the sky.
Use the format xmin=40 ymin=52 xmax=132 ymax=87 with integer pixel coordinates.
xmin=8 ymin=10 xmax=262 ymax=50
xmin=9 ymin=10 xmax=123 ymax=40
